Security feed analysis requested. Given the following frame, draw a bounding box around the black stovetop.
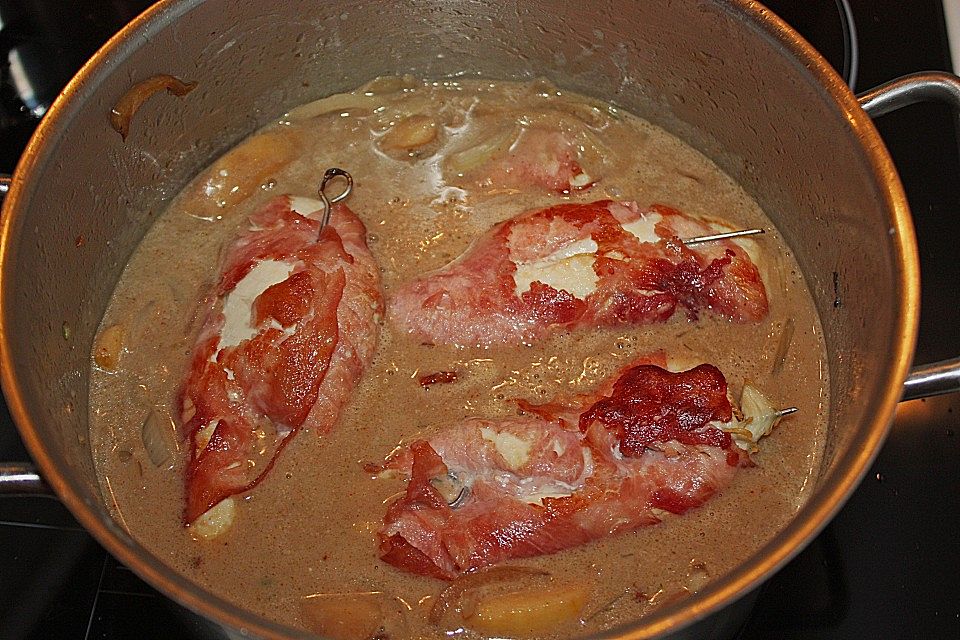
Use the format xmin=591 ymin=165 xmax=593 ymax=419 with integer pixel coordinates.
xmin=0 ymin=1 xmax=957 ymax=638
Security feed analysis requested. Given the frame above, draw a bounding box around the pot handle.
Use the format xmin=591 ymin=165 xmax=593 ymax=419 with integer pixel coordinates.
xmin=858 ymin=71 xmax=960 ymax=401
xmin=0 ymin=463 xmax=50 ymax=496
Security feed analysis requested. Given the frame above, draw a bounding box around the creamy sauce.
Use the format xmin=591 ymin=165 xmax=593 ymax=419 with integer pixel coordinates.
xmin=89 ymin=77 xmax=828 ymax=638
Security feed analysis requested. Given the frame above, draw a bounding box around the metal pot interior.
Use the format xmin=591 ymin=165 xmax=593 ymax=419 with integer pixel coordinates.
xmin=0 ymin=0 xmax=917 ymax=637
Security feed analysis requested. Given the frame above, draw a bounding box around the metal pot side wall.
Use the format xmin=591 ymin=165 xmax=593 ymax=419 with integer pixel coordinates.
xmin=0 ymin=1 xmax=917 ymax=638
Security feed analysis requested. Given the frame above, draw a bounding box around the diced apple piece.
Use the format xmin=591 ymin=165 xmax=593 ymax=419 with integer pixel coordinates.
xmin=466 ymin=583 xmax=587 ymax=637
xmin=430 ymin=566 xmax=548 ymax=624
xmin=186 ymin=129 xmax=296 ymax=217
xmin=301 ymin=592 xmax=407 ymax=640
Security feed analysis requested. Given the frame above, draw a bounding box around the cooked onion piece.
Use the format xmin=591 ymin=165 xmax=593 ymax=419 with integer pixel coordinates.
xmin=140 ymin=408 xmax=177 ymax=468
xmin=721 ymin=383 xmax=790 ymax=452
xmin=444 ymin=123 xmax=520 ymax=177
xmin=109 ymin=74 xmax=197 ymax=140
xmin=286 ymin=76 xmax=424 ymax=122
xmin=287 ymin=92 xmax=379 ymax=121
xmin=93 ymin=323 xmax=125 ymax=371
xmin=359 ymin=74 xmax=419 ymax=95
xmin=683 ymin=560 xmax=711 ymax=592
xmin=380 ymin=114 xmax=439 ymax=151
xmin=738 ymin=383 xmax=783 ymax=442
xmin=189 ymin=497 xmax=235 ymax=540
xmin=772 ymin=317 xmax=796 ymax=374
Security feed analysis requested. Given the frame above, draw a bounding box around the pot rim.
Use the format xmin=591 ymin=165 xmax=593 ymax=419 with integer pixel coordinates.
xmin=0 ymin=1 xmax=920 ymax=638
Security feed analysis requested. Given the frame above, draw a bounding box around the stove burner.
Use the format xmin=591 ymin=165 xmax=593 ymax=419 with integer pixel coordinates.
xmin=765 ymin=0 xmax=859 ymax=89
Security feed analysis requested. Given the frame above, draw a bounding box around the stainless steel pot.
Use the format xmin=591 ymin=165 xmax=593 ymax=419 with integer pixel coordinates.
xmin=1 ymin=1 xmax=958 ymax=638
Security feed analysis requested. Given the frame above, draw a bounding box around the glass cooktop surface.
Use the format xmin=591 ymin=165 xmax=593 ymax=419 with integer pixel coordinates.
xmin=0 ymin=1 xmax=957 ymax=638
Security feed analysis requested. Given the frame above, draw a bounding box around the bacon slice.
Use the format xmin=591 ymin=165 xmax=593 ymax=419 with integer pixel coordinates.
xmin=376 ymin=363 xmax=749 ymax=579
xmin=180 ymin=195 xmax=383 ymax=525
xmin=388 ymin=200 xmax=767 ymax=347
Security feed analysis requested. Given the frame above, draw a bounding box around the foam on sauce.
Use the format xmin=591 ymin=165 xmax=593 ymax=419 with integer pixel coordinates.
xmin=89 ymin=77 xmax=828 ymax=638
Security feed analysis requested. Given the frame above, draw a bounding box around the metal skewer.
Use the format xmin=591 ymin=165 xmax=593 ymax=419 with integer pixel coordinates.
xmin=682 ymin=228 xmax=765 ymax=246
xmin=447 ymin=485 xmax=470 ymax=509
xmin=774 ymin=407 xmax=799 ymax=418
xmin=316 ymin=167 xmax=354 ymax=234
xmin=431 ymin=471 xmax=471 ymax=509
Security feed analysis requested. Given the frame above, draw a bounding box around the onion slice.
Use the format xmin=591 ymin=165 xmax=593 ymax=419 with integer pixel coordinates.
xmin=109 ymin=74 xmax=197 ymax=140
xmin=722 ymin=383 xmax=793 ymax=452
xmin=286 ymin=92 xmax=378 ymax=121
xmin=141 ymin=408 xmax=176 ymax=468
xmin=445 ymin=124 xmax=520 ymax=176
